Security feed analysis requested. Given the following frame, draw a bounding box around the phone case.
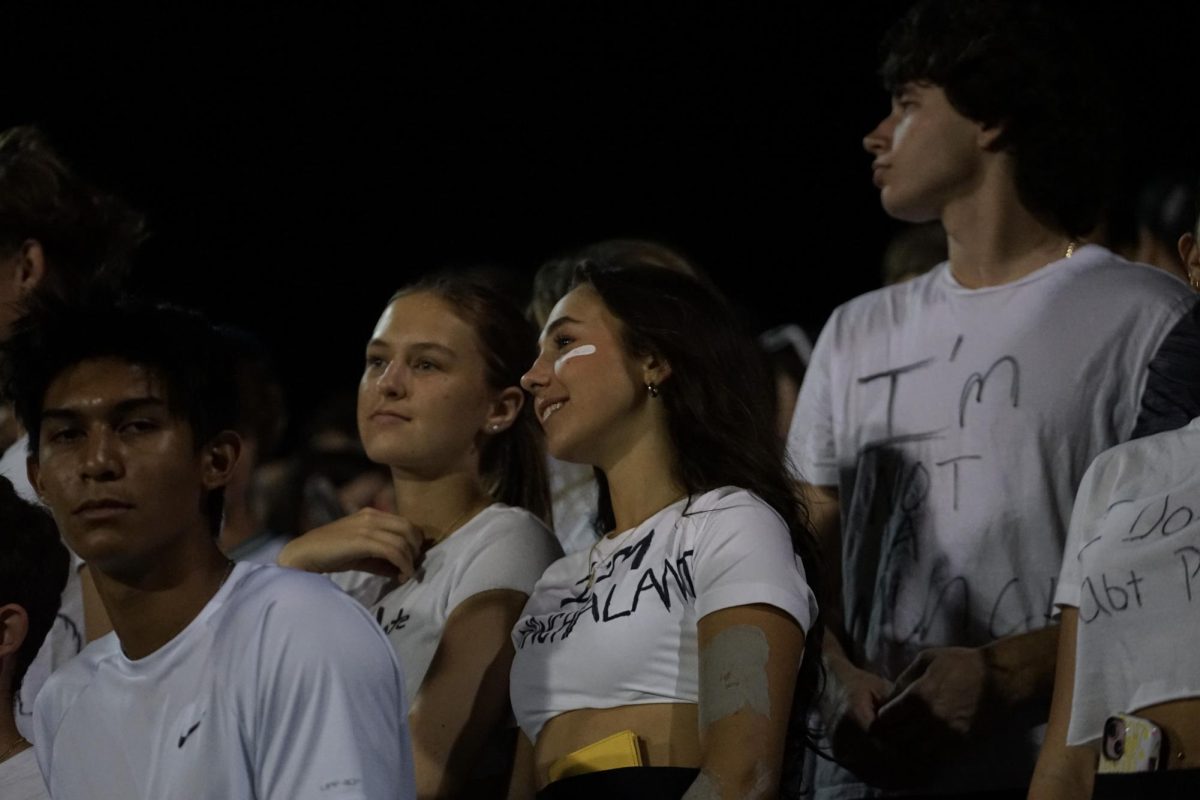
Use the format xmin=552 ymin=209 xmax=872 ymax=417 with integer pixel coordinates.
xmin=1097 ymin=713 xmax=1162 ymax=773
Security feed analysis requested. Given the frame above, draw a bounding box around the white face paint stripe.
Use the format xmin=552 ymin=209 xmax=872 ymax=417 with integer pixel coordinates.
xmin=553 ymin=344 xmax=596 ymax=374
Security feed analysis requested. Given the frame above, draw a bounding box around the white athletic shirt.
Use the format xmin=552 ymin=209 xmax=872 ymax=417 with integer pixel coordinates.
xmin=333 ymin=504 xmax=562 ymax=707
xmin=0 ymin=749 xmax=49 ymax=800
xmin=1056 ymin=417 xmax=1200 ymax=746
xmin=33 ymin=562 xmax=415 ymax=800
xmin=789 ymin=246 xmax=1196 ymax=798
xmin=509 ymin=486 xmax=817 ymax=741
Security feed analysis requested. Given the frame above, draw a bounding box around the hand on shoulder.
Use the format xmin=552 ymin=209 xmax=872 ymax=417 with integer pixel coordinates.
xmin=277 ymin=508 xmax=426 ymax=581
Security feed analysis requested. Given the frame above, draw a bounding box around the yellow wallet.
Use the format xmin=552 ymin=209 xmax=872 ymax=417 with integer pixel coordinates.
xmin=547 ymin=729 xmax=644 ymax=782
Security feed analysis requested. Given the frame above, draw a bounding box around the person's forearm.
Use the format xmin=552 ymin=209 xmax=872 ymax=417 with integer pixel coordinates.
xmin=982 ymin=625 xmax=1059 ymax=719
xmin=1028 ymin=758 xmax=1094 ymax=800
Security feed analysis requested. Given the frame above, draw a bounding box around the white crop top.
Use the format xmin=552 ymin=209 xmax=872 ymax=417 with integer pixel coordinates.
xmin=1055 ymin=417 xmax=1200 ymax=746
xmin=334 ymin=504 xmax=562 ymax=706
xmin=509 ymin=486 xmax=817 ymax=741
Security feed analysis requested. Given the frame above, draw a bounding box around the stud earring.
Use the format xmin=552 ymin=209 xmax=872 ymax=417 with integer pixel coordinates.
xmin=646 ymin=383 xmax=660 ymax=398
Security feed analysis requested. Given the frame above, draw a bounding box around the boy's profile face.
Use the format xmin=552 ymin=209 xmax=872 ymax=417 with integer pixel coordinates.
xmin=864 ymin=82 xmax=989 ymax=224
xmin=29 ymin=357 xmax=229 ymax=574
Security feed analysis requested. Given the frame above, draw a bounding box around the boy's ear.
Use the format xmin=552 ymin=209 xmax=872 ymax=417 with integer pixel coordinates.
xmin=10 ymin=239 xmax=48 ymax=301
xmin=201 ymin=430 xmax=242 ymax=490
xmin=0 ymin=603 xmax=29 ymax=662
xmin=977 ymin=122 xmax=1004 ymax=151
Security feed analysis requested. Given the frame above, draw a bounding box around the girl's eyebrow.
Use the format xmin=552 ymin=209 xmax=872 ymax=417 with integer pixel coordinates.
xmin=540 ymin=315 xmax=582 ymax=343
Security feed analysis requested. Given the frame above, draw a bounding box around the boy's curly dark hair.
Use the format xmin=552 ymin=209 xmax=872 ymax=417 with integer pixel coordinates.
xmin=881 ymin=0 xmax=1115 ymax=237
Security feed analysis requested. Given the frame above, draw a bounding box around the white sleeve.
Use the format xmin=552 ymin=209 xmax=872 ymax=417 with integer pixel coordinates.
xmin=329 ymin=569 xmax=389 ymax=607
xmin=31 ymin=677 xmax=61 ymax=786
xmin=1054 ymin=455 xmax=1109 ymax=611
xmin=253 ymin=580 xmax=416 ymax=800
xmin=447 ymin=515 xmax=564 ymax=611
xmin=787 ymin=311 xmax=840 ymax=487
xmin=691 ymin=496 xmax=817 ymax=632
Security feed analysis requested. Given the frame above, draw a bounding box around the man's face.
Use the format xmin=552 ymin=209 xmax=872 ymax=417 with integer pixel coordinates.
xmin=30 ymin=358 xmax=228 ymax=573
xmin=863 ymin=83 xmax=987 ymax=222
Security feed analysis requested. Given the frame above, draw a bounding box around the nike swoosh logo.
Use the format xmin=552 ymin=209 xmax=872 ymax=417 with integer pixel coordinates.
xmin=177 ymin=720 xmax=202 ymax=748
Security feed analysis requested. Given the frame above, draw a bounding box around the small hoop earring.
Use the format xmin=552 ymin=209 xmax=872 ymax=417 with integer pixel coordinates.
xmin=646 ymin=383 xmax=660 ymax=398
xmin=1190 ymin=271 xmax=1200 ymax=291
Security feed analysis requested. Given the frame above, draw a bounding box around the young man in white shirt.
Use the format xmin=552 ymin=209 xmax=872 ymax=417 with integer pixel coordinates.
xmin=789 ymin=1 xmax=1200 ymax=797
xmin=0 ymin=477 xmax=67 ymax=800
xmin=2 ymin=300 xmax=416 ymax=800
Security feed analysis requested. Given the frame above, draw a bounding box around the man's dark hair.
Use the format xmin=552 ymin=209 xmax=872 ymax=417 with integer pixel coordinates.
xmin=0 ymin=299 xmax=238 ymax=535
xmin=880 ymin=0 xmax=1115 ymax=237
xmin=0 ymin=125 xmax=146 ymax=302
xmin=0 ymin=476 xmax=69 ymax=696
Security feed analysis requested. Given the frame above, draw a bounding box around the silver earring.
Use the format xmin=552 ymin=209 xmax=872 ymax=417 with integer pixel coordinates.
xmin=646 ymin=383 xmax=660 ymax=398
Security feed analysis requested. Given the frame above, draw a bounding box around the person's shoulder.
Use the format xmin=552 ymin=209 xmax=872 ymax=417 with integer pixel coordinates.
xmin=820 ymin=265 xmax=948 ymax=341
xmin=461 ymin=504 xmax=561 ymax=556
xmin=1074 ymin=246 xmax=1192 ymax=301
xmin=685 ymin=486 xmax=781 ymax=518
xmin=449 ymin=504 xmax=564 ymax=593
xmin=223 ymin=564 xmax=399 ymax=674
xmin=681 ymin=487 xmax=791 ymax=540
xmin=1098 ymin=418 xmax=1200 ymax=472
xmin=473 ymin=503 xmax=552 ymax=539
xmin=223 ymin=562 xmax=379 ymax=632
xmin=33 ymin=633 xmax=120 ymax=728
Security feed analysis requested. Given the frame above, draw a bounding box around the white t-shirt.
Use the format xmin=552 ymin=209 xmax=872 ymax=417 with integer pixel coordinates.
xmin=334 ymin=504 xmax=562 ymax=707
xmin=789 ymin=246 xmax=1196 ymax=798
xmin=1055 ymin=417 xmax=1200 ymax=745
xmin=2 ymin=435 xmax=87 ymax=745
xmin=0 ymin=435 xmax=35 ymax=503
xmin=33 ymin=562 xmax=415 ymax=800
xmin=0 ymin=749 xmax=49 ymax=800
xmin=509 ymin=486 xmax=817 ymax=741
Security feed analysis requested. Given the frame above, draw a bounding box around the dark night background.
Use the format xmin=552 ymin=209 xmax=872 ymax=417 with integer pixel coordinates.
xmin=4 ymin=3 xmax=1197 ymax=436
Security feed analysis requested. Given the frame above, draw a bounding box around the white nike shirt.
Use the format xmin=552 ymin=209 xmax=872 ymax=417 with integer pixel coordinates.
xmin=33 ymin=562 xmax=415 ymax=800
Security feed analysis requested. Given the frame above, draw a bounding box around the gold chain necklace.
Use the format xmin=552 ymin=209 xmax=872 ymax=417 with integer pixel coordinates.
xmin=584 ymin=493 xmax=690 ymax=593
xmin=1064 ymin=240 xmax=1078 ymax=259
xmin=584 ymin=524 xmax=642 ymax=593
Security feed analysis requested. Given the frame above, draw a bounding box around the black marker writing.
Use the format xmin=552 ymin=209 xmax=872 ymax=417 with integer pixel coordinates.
xmin=935 ymin=454 xmax=982 ymax=511
xmin=1080 ymin=570 xmax=1145 ymax=623
xmin=516 ymin=547 xmax=696 ymax=648
xmin=950 ymin=334 xmax=964 ymax=362
xmin=376 ymin=606 xmax=410 ymax=635
xmin=1125 ymin=495 xmax=1195 ymax=542
xmin=959 ymin=356 xmax=1020 ymax=427
xmin=1177 ymin=546 xmax=1200 ymax=602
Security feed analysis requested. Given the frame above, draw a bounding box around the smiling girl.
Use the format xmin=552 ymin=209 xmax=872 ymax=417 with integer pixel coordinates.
xmin=510 ymin=261 xmax=822 ymax=799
